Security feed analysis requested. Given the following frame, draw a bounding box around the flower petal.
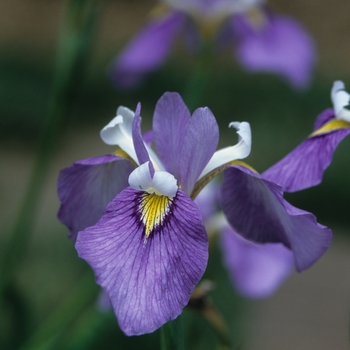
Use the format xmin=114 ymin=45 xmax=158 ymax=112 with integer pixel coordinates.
xmin=57 ymin=155 xmax=134 ymax=242
xmin=153 ymin=92 xmax=191 ymax=178
xmin=132 ymin=103 xmax=152 ymax=167
xmin=220 ymin=165 xmax=332 ymax=271
xmin=76 ymin=187 xmax=208 ymax=335
xmin=262 ymin=114 xmax=350 ymax=192
xmin=109 ymin=11 xmax=185 ymax=89
xmin=199 ymin=121 xmax=251 ymax=179
xmin=179 ymin=107 xmax=219 ymax=195
xmin=100 ymin=106 xmax=138 ymax=163
xmin=129 ymin=162 xmax=178 ymax=197
xmin=231 ymin=11 xmax=316 ymax=89
xmin=220 ymin=225 xmax=294 ymax=298
xmin=331 ymin=80 xmax=350 ymax=121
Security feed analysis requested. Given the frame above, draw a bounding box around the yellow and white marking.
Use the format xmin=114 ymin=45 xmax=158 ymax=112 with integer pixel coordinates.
xmin=309 ymin=119 xmax=350 ymax=137
xmin=139 ymin=193 xmax=173 ymax=238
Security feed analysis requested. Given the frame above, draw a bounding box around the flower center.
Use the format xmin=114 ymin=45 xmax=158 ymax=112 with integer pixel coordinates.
xmin=139 ymin=193 xmax=173 ymax=238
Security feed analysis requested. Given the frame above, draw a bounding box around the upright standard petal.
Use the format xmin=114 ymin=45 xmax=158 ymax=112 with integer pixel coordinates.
xmin=76 ymin=187 xmax=208 ymax=335
xmin=263 ymin=109 xmax=350 ymax=192
xmin=231 ymin=11 xmax=316 ymax=89
xmin=220 ymin=225 xmax=294 ymax=298
xmin=110 ymin=11 xmax=186 ymax=89
xmin=153 ymin=92 xmax=191 ymax=178
xmin=57 ymin=155 xmax=134 ymax=242
xmin=178 ymin=107 xmax=219 ymax=195
xmin=220 ymin=165 xmax=332 ymax=271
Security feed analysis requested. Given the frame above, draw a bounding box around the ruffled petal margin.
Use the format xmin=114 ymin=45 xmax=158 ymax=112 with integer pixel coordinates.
xmin=220 ymin=225 xmax=294 ymax=298
xmin=57 ymin=155 xmax=134 ymax=242
xmin=76 ymin=187 xmax=208 ymax=335
xmin=220 ymin=165 xmax=332 ymax=271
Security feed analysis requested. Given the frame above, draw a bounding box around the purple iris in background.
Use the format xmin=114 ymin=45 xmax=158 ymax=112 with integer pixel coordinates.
xmin=263 ymin=80 xmax=350 ymax=192
xmin=58 ymin=92 xmax=331 ymax=336
xmin=111 ymin=0 xmax=316 ymax=89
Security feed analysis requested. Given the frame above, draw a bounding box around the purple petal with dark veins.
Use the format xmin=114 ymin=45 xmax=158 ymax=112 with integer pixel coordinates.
xmin=153 ymin=92 xmax=191 ymax=179
xmin=76 ymin=187 xmax=208 ymax=335
xmin=57 ymin=155 xmax=134 ymax=242
xmin=179 ymin=107 xmax=219 ymax=195
xmin=110 ymin=12 xmax=186 ymax=89
xmin=220 ymin=165 xmax=332 ymax=271
xmin=220 ymin=225 xmax=294 ymax=298
xmin=263 ymin=112 xmax=350 ymax=192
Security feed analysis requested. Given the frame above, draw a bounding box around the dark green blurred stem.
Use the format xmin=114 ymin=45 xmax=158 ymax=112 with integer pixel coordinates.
xmin=160 ymin=316 xmax=185 ymax=350
xmin=189 ymin=282 xmax=231 ymax=349
xmin=182 ymin=41 xmax=213 ymax=111
xmin=18 ymin=270 xmax=99 ymax=350
xmin=0 ymin=0 xmax=104 ymax=290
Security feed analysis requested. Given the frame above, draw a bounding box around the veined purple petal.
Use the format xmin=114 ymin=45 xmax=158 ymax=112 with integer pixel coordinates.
xmin=153 ymin=92 xmax=191 ymax=178
xmin=220 ymin=225 xmax=294 ymax=298
xmin=220 ymin=165 xmax=332 ymax=271
xmin=231 ymin=11 xmax=316 ymax=89
xmin=57 ymin=155 xmax=134 ymax=242
xmin=76 ymin=187 xmax=208 ymax=335
xmin=263 ymin=112 xmax=350 ymax=192
xmin=179 ymin=107 xmax=219 ymax=194
xmin=110 ymin=11 xmax=186 ymax=89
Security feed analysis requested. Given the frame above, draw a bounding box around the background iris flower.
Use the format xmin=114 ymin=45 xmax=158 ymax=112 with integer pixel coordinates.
xmin=110 ymin=0 xmax=316 ymax=89
xmin=58 ymin=92 xmax=331 ymax=336
xmin=263 ymin=80 xmax=350 ymax=192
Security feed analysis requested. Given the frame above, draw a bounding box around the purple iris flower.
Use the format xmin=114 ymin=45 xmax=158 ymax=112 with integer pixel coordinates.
xmin=263 ymin=80 xmax=350 ymax=192
xmin=111 ymin=0 xmax=316 ymax=89
xmin=58 ymin=92 xmax=331 ymax=335
xmin=194 ymin=181 xmax=294 ymax=299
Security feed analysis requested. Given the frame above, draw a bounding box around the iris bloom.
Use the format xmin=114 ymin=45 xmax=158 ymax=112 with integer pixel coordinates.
xmin=58 ymin=92 xmax=331 ymax=335
xmin=194 ymin=181 xmax=294 ymax=299
xmin=111 ymin=0 xmax=316 ymax=89
xmin=263 ymin=80 xmax=350 ymax=192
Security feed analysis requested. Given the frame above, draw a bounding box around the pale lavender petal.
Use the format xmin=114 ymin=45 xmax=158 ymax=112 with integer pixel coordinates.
xmin=220 ymin=226 xmax=294 ymax=298
xmin=153 ymin=92 xmax=191 ymax=178
xmin=220 ymin=165 xmax=332 ymax=271
xmin=76 ymin=188 xmax=208 ymax=335
xmin=263 ymin=113 xmax=350 ymax=192
xmin=179 ymin=107 xmax=219 ymax=195
xmin=194 ymin=180 xmax=219 ymax=222
xmin=164 ymin=0 xmax=263 ymax=17
xmin=110 ymin=12 xmax=186 ymax=89
xmin=57 ymin=155 xmax=134 ymax=242
xmin=132 ymin=103 xmax=151 ymax=166
xmin=231 ymin=12 xmax=316 ymax=89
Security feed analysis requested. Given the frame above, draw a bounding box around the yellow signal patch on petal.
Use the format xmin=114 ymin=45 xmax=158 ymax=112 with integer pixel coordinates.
xmin=309 ymin=119 xmax=350 ymax=137
xmin=139 ymin=193 xmax=173 ymax=238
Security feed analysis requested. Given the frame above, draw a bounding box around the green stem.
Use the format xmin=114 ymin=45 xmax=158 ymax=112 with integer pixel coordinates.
xmin=160 ymin=315 xmax=185 ymax=350
xmin=182 ymin=41 xmax=214 ymax=111
xmin=18 ymin=270 xmax=99 ymax=350
xmin=0 ymin=0 xmax=104 ymax=291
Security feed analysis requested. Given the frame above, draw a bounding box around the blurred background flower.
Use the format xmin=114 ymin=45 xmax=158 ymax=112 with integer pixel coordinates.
xmin=1 ymin=0 xmax=350 ymax=349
